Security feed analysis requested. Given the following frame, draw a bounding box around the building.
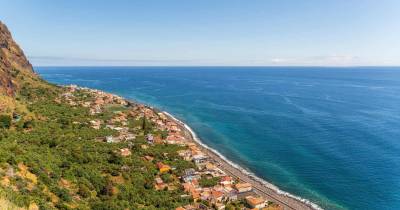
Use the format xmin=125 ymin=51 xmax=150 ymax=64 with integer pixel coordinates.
xmin=154 ymin=177 xmax=167 ymax=190
xmin=210 ymin=190 xmax=224 ymax=203
xmin=146 ymin=134 xmax=154 ymax=144
xmin=235 ymin=182 xmax=252 ymax=193
xmin=193 ymin=154 xmax=207 ymax=164
xmin=182 ymin=174 xmax=200 ymax=183
xmin=225 ymin=190 xmax=238 ymax=201
xmin=220 ymin=176 xmax=233 ymax=186
xmin=245 ymin=196 xmax=266 ymax=209
xmin=106 ymin=136 xmax=115 ymax=143
xmin=90 ymin=120 xmax=101 ymax=129
xmin=156 ymin=162 xmax=171 ymax=173
xmin=214 ymin=203 xmax=225 ymax=210
xmin=120 ymin=148 xmax=131 ymax=157
xmin=124 ymin=133 xmax=136 ymax=141
xmin=184 ymin=168 xmax=196 ymax=176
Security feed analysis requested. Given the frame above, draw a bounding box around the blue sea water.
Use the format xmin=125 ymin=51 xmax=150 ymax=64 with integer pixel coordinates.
xmin=36 ymin=66 xmax=400 ymax=210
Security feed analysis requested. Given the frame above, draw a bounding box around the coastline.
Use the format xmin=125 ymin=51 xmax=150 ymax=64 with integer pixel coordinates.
xmin=67 ymin=85 xmax=322 ymax=210
xmin=162 ymin=111 xmax=322 ymax=210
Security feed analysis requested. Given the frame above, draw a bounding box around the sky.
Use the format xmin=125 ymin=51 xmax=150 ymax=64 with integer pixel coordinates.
xmin=1 ymin=0 xmax=399 ymax=66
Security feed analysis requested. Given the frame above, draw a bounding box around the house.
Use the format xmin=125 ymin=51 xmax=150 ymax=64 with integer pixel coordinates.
xmin=191 ymin=190 xmax=201 ymax=201
xmin=245 ymin=196 xmax=266 ymax=209
xmin=113 ymin=127 xmax=124 ymax=132
xmin=82 ymin=101 xmax=91 ymax=107
xmin=146 ymin=134 xmax=154 ymax=144
xmin=235 ymin=182 xmax=252 ymax=193
xmin=166 ymin=134 xmax=184 ymax=144
xmin=125 ymin=133 xmax=136 ymax=140
xmin=184 ymin=168 xmax=196 ymax=176
xmin=225 ymin=190 xmax=238 ymax=201
xmin=200 ymin=190 xmax=211 ymax=201
xmin=182 ymin=204 xmax=206 ymax=210
xmin=193 ymin=154 xmax=207 ymax=164
xmin=120 ymin=148 xmax=131 ymax=157
xmin=155 ymin=177 xmax=163 ymax=185
xmin=182 ymin=174 xmax=200 ymax=183
xmin=154 ymin=177 xmax=167 ymax=190
xmin=220 ymin=176 xmax=233 ymax=186
xmin=178 ymin=150 xmax=192 ymax=161
xmin=182 ymin=182 xmax=196 ymax=193
xmin=67 ymin=84 xmax=78 ymax=91
xmin=90 ymin=105 xmax=102 ymax=115
xmin=158 ymin=112 xmax=167 ymax=120
xmin=210 ymin=190 xmax=224 ymax=203
xmin=106 ymin=125 xmax=115 ymax=129
xmin=94 ymin=98 xmax=104 ymax=105
xmin=90 ymin=120 xmax=101 ymax=129
xmin=170 ymin=125 xmax=180 ymax=132
xmin=181 ymin=168 xmax=198 ymax=183
xmin=156 ymin=162 xmax=171 ymax=173
xmin=214 ymin=203 xmax=225 ymax=210
xmin=106 ymin=136 xmax=115 ymax=143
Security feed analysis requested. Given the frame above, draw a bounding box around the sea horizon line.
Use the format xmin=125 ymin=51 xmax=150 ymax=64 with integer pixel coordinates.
xmin=34 ymin=65 xmax=400 ymax=68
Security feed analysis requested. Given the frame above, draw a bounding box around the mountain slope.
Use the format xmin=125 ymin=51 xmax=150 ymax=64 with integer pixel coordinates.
xmin=0 ymin=22 xmax=194 ymax=210
xmin=0 ymin=21 xmax=53 ymax=116
xmin=0 ymin=21 xmax=36 ymax=96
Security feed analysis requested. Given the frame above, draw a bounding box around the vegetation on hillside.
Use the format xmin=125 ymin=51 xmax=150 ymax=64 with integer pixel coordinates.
xmin=0 ymin=84 xmax=194 ymax=210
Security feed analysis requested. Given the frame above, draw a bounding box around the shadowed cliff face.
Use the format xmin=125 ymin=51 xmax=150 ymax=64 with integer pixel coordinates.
xmin=0 ymin=21 xmax=35 ymax=96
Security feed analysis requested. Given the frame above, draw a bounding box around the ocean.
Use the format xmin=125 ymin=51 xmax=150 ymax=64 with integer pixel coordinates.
xmin=36 ymin=66 xmax=400 ymax=210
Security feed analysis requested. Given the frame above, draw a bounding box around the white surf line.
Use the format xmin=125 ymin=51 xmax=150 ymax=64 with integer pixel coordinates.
xmin=163 ymin=111 xmax=323 ymax=210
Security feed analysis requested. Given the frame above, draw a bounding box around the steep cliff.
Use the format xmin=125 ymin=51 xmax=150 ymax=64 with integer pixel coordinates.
xmin=0 ymin=21 xmax=36 ymax=97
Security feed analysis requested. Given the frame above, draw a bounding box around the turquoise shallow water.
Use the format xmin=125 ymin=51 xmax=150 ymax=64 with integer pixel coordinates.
xmin=37 ymin=67 xmax=400 ymax=210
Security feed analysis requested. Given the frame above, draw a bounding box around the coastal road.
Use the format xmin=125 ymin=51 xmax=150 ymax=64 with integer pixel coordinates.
xmin=202 ymin=147 xmax=315 ymax=210
xmin=177 ymin=122 xmax=316 ymax=210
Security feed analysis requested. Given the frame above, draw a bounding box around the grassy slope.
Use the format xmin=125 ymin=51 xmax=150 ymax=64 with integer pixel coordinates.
xmin=0 ymin=198 xmax=25 ymax=210
xmin=0 ymin=189 xmax=25 ymax=210
xmin=0 ymin=79 xmax=195 ymax=209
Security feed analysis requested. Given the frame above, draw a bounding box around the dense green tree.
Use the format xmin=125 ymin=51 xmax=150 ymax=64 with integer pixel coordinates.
xmin=199 ymin=176 xmax=221 ymax=188
xmin=0 ymin=114 xmax=11 ymax=129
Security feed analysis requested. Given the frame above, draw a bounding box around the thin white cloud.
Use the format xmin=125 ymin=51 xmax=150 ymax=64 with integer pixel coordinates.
xmin=29 ymin=54 xmax=396 ymax=67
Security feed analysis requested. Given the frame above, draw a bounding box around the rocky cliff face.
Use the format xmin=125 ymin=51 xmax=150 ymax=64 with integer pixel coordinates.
xmin=0 ymin=21 xmax=35 ymax=96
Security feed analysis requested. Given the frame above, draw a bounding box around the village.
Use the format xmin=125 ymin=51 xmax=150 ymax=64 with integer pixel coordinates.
xmin=60 ymin=85 xmax=284 ymax=210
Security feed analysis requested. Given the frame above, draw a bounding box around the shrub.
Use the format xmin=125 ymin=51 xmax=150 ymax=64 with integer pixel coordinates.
xmin=199 ymin=176 xmax=220 ymax=188
xmin=78 ymin=184 xmax=91 ymax=198
xmin=0 ymin=115 xmax=11 ymax=129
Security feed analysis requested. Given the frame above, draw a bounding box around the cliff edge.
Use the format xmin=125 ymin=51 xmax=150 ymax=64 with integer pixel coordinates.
xmin=0 ymin=21 xmax=36 ymax=97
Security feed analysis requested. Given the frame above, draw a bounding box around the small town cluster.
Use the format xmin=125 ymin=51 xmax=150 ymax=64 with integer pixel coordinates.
xmin=61 ymin=85 xmax=284 ymax=210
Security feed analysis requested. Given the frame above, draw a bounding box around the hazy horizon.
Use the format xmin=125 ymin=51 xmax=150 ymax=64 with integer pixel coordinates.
xmin=33 ymin=65 xmax=400 ymax=68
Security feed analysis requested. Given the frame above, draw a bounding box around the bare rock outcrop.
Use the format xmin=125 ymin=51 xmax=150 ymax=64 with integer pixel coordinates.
xmin=0 ymin=21 xmax=36 ymax=96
